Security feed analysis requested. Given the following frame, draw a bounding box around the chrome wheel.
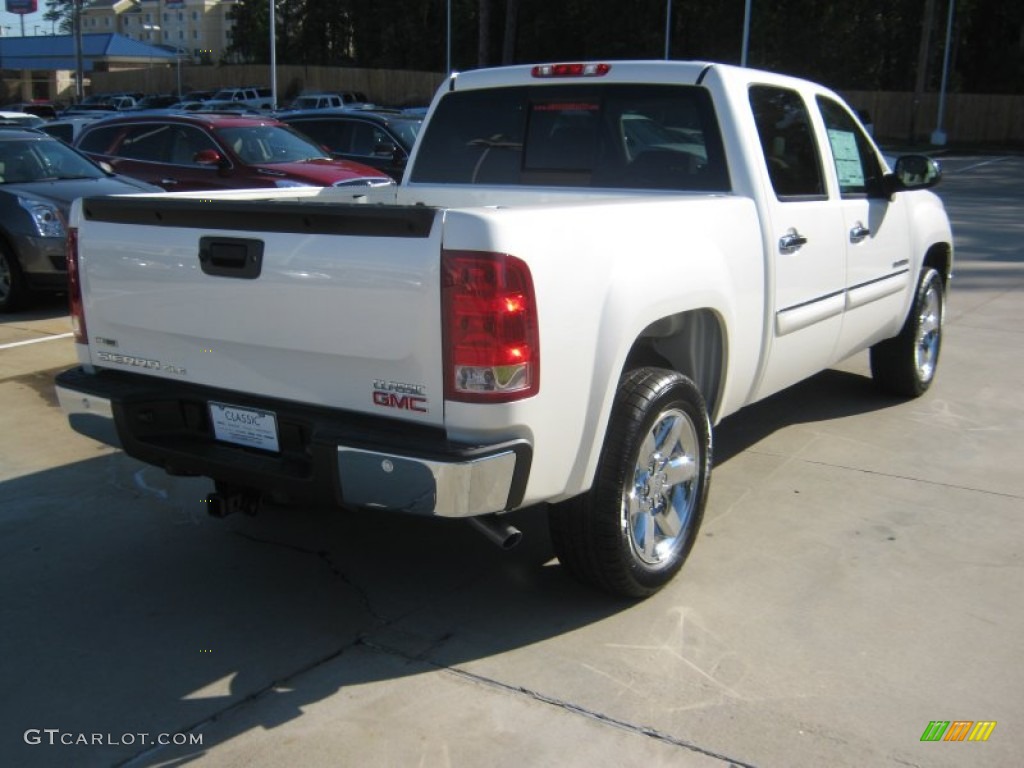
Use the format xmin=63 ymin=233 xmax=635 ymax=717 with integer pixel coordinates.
xmin=870 ymin=267 xmax=944 ymax=398
xmin=914 ymin=280 xmax=941 ymax=383
xmin=549 ymin=367 xmax=711 ymax=598
xmin=625 ymin=407 xmax=699 ymax=568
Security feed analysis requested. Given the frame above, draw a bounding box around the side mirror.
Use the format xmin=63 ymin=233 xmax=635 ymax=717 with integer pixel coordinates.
xmin=373 ymin=141 xmax=398 ymax=158
xmin=194 ymin=149 xmax=225 ymax=167
xmin=888 ymin=154 xmax=942 ymax=193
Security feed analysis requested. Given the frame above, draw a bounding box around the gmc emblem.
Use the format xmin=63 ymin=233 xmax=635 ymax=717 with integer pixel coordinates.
xmin=373 ymin=391 xmax=428 ymax=413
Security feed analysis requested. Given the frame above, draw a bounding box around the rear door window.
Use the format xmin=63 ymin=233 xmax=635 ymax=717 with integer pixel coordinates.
xmin=118 ymin=124 xmax=174 ymax=163
xmin=410 ymin=84 xmax=730 ymax=191
xmin=77 ymin=124 xmax=126 ymax=155
xmin=749 ymin=85 xmax=826 ymax=200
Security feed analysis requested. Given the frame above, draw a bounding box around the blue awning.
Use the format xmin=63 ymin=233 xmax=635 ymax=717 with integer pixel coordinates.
xmin=0 ymin=33 xmax=175 ymax=71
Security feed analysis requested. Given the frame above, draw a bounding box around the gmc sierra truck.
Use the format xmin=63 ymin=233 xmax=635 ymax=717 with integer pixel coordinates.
xmin=56 ymin=61 xmax=953 ymax=597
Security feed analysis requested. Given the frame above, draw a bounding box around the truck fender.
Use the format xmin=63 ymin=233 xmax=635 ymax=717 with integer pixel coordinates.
xmin=561 ymin=245 xmax=741 ymax=499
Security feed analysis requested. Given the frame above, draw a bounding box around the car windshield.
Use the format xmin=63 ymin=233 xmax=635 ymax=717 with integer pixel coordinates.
xmin=0 ymin=138 xmax=105 ymax=184
xmin=391 ymin=120 xmax=421 ymax=147
xmin=216 ymin=125 xmax=330 ymax=164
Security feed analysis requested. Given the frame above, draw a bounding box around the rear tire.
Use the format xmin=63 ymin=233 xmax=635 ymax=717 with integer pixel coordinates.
xmin=549 ymin=368 xmax=711 ymax=598
xmin=870 ymin=268 xmax=944 ymax=397
xmin=0 ymin=242 xmax=29 ymax=312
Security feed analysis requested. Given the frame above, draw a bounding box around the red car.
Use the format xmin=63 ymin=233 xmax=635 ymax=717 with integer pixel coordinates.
xmin=75 ymin=112 xmax=394 ymax=191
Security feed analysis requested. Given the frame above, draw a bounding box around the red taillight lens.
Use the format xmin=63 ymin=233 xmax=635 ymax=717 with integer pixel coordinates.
xmin=66 ymin=227 xmax=87 ymax=344
xmin=442 ymin=250 xmax=539 ymax=402
xmin=531 ymin=63 xmax=611 ymax=78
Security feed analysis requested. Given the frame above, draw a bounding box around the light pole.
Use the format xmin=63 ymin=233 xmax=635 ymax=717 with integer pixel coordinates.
xmin=269 ymin=0 xmax=277 ymax=109
xmin=931 ymin=0 xmax=956 ymax=146
xmin=741 ymin=0 xmax=753 ymax=66
xmin=74 ymin=0 xmax=84 ymax=102
xmin=664 ymin=0 xmax=671 ymax=59
xmin=143 ymin=23 xmax=181 ymax=98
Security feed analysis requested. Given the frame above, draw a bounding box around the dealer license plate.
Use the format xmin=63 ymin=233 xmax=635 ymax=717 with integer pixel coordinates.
xmin=209 ymin=402 xmax=280 ymax=453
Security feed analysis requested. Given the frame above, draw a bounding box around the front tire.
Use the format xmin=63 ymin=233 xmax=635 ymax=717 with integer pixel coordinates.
xmin=870 ymin=268 xmax=944 ymax=397
xmin=549 ymin=368 xmax=711 ymax=598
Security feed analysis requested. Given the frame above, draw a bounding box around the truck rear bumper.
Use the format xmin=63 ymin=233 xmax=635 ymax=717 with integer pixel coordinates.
xmin=56 ymin=367 xmax=531 ymax=518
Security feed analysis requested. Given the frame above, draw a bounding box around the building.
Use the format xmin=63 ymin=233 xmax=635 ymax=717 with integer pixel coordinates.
xmin=0 ymin=33 xmax=175 ymax=102
xmin=81 ymin=0 xmax=237 ymax=64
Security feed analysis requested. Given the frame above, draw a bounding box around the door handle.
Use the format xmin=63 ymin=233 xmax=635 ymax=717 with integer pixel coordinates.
xmin=160 ymin=178 xmax=180 ymax=186
xmin=850 ymin=223 xmax=871 ymax=243
xmin=778 ymin=230 xmax=808 ymax=254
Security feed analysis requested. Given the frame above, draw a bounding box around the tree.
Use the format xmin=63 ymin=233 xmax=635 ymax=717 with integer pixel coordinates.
xmin=205 ymin=0 xmax=1024 ymax=95
xmin=224 ymin=0 xmax=270 ymax=64
xmin=43 ymin=0 xmax=75 ymax=35
xmin=502 ymin=0 xmax=520 ymax=64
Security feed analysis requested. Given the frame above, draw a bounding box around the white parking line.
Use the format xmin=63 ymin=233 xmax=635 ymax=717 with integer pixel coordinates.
xmin=956 ymin=156 xmax=1009 ymax=173
xmin=0 ymin=332 xmax=74 ymax=350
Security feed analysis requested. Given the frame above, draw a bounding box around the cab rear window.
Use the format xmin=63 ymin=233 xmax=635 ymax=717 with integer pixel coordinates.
xmin=410 ymin=84 xmax=729 ymax=192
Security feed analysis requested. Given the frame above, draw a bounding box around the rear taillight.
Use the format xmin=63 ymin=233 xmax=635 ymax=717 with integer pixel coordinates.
xmin=531 ymin=63 xmax=611 ymax=78
xmin=67 ymin=227 xmax=87 ymax=344
xmin=442 ymin=250 xmax=539 ymax=403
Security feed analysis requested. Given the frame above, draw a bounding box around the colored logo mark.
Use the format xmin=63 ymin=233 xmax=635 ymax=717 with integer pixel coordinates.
xmin=920 ymin=721 xmax=996 ymax=742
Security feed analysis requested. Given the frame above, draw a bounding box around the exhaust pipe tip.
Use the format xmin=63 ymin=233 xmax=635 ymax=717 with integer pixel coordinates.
xmin=467 ymin=515 xmax=523 ymax=550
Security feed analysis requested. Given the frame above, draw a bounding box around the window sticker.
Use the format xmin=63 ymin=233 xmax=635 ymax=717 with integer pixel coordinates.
xmin=827 ymin=128 xmax=864 ymax=188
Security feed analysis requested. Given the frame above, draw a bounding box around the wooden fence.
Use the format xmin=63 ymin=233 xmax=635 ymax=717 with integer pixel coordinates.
xmin=90 ymin=64 xmax=447 ymax=108
xmin=842 ymin=90 xmax=1024 ymax=146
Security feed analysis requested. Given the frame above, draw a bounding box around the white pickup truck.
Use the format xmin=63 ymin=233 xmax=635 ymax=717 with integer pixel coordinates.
xmin=56 ymin=61 xmax=952 ymax=597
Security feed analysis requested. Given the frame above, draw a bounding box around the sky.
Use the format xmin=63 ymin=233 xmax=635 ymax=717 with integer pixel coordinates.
xmin=0 ymin=7 xmax=57 ymax=38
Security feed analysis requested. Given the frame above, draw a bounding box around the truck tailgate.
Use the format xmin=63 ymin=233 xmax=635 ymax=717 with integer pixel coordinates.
xmin=74 ymin=196 xmax=446 ymax=426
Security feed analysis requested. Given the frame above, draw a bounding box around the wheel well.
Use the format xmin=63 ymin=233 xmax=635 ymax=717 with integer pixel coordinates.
xmin=924 ymin=242 xmax=952 ymax=288
xmin=623 ymin=309 xmax=725 ymax=418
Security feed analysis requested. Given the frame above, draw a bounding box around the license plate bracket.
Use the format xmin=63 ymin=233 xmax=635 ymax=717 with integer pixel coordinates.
xmin=209 ymin=402 xmax=280 ymax=453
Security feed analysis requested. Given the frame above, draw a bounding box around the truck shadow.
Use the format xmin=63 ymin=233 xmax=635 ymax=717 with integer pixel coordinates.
xmin=714 ymin=367 xmax=898 ymax=465
xmin=0 ymin=454 xmax=621 ymax=767
xmin=0 ymin=292 xmax=69 ymax=323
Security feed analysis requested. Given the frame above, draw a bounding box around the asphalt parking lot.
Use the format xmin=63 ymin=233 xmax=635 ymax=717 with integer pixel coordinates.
xmin=1 ymin=154 xmax=1021 ymax=768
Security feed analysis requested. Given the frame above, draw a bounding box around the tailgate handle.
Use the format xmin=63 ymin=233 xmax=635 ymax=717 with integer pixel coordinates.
xmin=198 ymin=237 xmax=263 ymax=279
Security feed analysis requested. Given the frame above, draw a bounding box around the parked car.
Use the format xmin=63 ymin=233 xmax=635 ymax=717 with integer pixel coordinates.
xmin=209 ymin=87 xmax=273 ymax=110
xmin=280 ymin=109 xmax=422 ymax=180
xmin=286 ymin=93 xmax=348 ymax=110
xmin=74 ymin=113 xmax=395 ymax=192
xmin=61 ymin=103 xmax=119 ymax=117
xmin=183 ymin=90 xmax=217 ymax=102
xmin=130 ymin=94 xmax=182 ymax=110
xmin=284 ymin=91 xmax=372 ymax=111
xmin=338 ymin=91 xmax=370 ymax=105
xmin=4 ymin=101 xmax=61 ymax=120
xmin=0 ymin=128 xmax=162 ymax=311
xmin=38 ymin=115 xmax=109 ymax=145
xmin=188 ymin=100 xmax=262 ymax=115
xmin=0 ymin=111 xmax=45 ymax=129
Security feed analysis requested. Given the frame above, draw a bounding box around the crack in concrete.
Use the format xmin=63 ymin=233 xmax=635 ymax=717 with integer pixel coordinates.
xmin=231 ymin=530 xmax=388 ymax=623
xmin=752 ymin=450 xmax=1024 ymax=501
xmin=118 ymin=533 xmax=754 ymax=766
xmin=360 ymin=636 xmax=759 ymax=768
